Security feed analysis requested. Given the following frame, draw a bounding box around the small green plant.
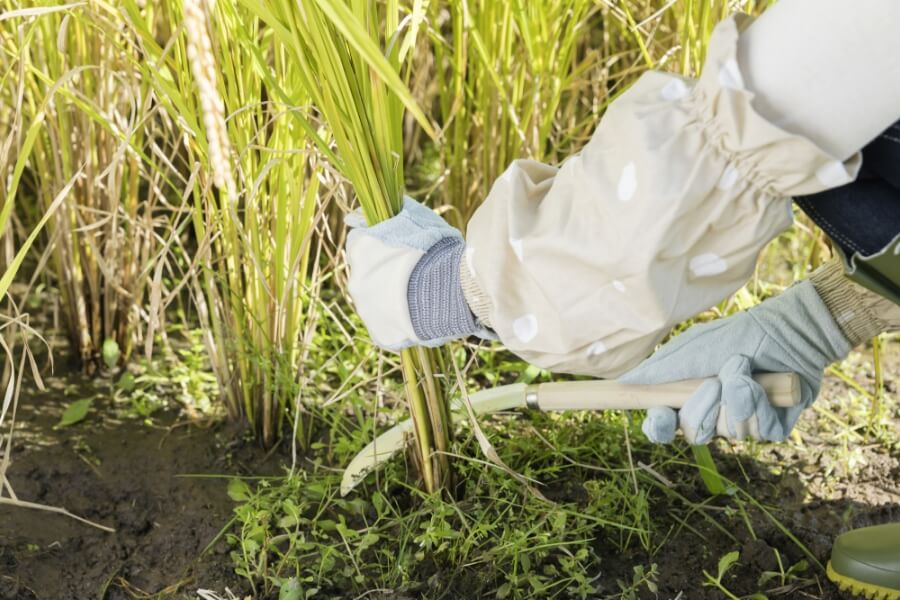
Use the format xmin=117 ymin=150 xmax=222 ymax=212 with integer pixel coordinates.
xmin=616 ymin=563 xmax=659 ymax=599
xmin=702 ymin=551 xmax=745 ymax=600
xmin=758 ymin=549 xmax=810 ymax=590
xmin=54 ymin=398 xmax=93 ymax=429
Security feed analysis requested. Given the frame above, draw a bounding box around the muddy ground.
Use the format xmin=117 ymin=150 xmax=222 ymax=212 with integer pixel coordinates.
xmin=0 ymin=368 xmax=264 ymax=599
xmin=1 ymin=345 xmax=898 ymax=599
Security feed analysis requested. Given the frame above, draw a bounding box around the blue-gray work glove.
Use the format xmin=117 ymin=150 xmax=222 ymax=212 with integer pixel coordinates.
xmin=620 ymin=280 xmax=851 ymax=444
xmin=345 ymin=197 xmax=492 ymax=351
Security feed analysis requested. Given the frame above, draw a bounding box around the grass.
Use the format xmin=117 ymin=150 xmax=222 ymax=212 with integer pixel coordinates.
xmin=223 ymin=407 xmax=659 ymax=598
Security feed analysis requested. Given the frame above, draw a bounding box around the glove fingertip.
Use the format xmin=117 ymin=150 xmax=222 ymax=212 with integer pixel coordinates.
xmin=642 ymin=407 xmax=677 ymax=444
xmin=753 ymin=394 xmax=787 ymax=442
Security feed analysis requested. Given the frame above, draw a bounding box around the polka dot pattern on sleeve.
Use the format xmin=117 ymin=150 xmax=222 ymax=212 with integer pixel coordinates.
xmin=617 ymin=162 xmax=637 ymax=202
xmin=717 ymin=165 xmax=739 ymax=190
xmin=690 ymin=253 xmax=728 ymax=277
xmin=586 ymin=341 xmax=607 ymax=357
xmin=509 ymin=238 xmax=524 ymax=261
xmin=660 ymin=78 xmax=689 ymax=101
xmin=717 ymin=59 xmax=743 ymax=90
xmin=464 ymin=247 xmax=477 ymax=277
xmin=457 ymin=15 xmax=863 ymax=379
xmin=512 ymin=314 xmax=538 ymax=343
xmin=815 ymin=160 xmax=854 ymax=187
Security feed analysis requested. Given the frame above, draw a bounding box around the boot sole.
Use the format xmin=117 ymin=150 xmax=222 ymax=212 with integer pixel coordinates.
xmin=827 ymin=560 xmax=900 ymax=600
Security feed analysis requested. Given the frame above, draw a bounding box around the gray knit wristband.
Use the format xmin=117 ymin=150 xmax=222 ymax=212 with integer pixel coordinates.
xmin=407 ymin=237 xmax=482 ymax=342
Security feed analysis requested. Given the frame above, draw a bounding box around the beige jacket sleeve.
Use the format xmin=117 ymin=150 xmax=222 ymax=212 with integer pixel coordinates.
xmin=460 ymin=14 xmax=861 ymax=378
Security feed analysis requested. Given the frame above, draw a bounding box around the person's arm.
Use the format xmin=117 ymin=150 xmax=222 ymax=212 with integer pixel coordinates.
xmin=738 ymin=0 xmax=900 ymax=160
xmin=622 ymin=260 xmax=900 ymax=444
xmin=346 ymin=7 xmax=900 ymax=371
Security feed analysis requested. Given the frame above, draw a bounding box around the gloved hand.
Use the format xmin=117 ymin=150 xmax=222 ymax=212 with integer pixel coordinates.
xmin=345 ymin=197 xmax=492 ymax=351
xmin=620 ymin=280 xmax=852 ymax=444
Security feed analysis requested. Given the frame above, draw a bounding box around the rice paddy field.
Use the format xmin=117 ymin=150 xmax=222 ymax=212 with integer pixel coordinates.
xmin=0 ymin=1 xmax=897 ymax=598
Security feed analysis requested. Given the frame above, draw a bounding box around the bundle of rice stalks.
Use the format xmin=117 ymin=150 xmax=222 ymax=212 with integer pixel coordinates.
xmin=242 ymin=0 xmax=454 ymax=492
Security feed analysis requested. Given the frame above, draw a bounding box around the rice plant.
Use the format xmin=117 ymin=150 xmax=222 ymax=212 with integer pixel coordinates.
xmin=5 ymin=1 xmax=165 ymax=372
xmin=0 ymin=3 xmax=117 ymax=532
xmin=426 ymin=0 xmax=600 ymax=228
xmin=124 ymin=0 xmax=328 ymax=448
xmin=239 ymin=0 xmax=455 ymax=492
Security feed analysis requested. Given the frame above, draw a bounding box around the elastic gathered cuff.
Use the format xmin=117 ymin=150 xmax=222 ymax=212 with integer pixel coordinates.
xmin=684 ymin=14 xmax=861 ymax=199
xmin=809 ymin=259 xmax=893 ymax=347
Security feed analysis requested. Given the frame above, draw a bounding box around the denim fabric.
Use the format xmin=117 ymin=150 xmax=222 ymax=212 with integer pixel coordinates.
xmin=795 ymin=120 xmax=900 ymax=256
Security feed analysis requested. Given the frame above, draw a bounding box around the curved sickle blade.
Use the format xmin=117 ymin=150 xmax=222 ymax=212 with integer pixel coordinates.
xmin=341 ymin=383 xmax=527 ymax=496
xmin=340 ymin=373 xmax=799 ymax=495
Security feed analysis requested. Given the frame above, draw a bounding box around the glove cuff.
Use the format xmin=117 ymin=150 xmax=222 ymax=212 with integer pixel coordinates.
xmin=407 ymin=237 xmax=484 ymax=343
xmin=809 ymin=259 xmax=895 ymax=347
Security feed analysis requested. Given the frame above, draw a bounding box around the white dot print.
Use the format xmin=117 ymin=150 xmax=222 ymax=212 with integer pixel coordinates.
xmin=465 ymin=247 xmax=477 ymax=277
xmin=612 ymin=280 xmax=626 ymax=293
xmin=717 ymin=165 xmax=739 ymax=190
xmin=690 ymin=253 xmax=728 ymax=277
xmin=816 ymin=161 xmax=851 ymax=187
xmin=660 ymin=78 xmax=688 ymax=101
xmin=512 ymin=314 xmax=538 ymax=343
xmin=617 ymin=162 xmax=637 ymax=202
xmin=717 ymin=59 xmax=743 ymax=90
xmin=510 ymin=238 xmax=524 ymax=261
xmin=586 ymin=341 xmax=607 ymax=357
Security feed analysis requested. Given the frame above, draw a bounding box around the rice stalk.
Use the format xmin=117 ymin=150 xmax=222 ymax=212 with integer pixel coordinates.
xmin=425 ymin=0 xmax=600 ymax=228
xmin=125 ymin=0 xmax=328 ymax=447
xmin=239 ymin=0 xmax=454 ymax=492
xmin=4 ymin=0 xmax=166 ymax=372
xmin=0 ymin=8 xmax=113 ymax=533
xmin=182 ymin=0 xmax=236 ymax=200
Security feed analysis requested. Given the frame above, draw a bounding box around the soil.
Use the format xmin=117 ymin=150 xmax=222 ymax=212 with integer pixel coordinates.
xmin=1 ymin=345 xmax=898 ymax=600
xmin=0 ymin=367 xmax=272 ymax=600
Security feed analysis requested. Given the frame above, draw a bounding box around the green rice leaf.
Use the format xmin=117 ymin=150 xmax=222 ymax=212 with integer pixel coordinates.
xmin=310 ymin=0 xmax=436 ymax=141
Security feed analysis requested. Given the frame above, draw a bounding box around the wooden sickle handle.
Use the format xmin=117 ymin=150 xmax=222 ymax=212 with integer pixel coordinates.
xmin=527 ymin=372 xmax=800 ymax=412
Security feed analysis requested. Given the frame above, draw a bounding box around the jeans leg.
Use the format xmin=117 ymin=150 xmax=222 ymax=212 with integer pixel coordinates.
xmin=795 ymin=118 xmax=900 ymax=257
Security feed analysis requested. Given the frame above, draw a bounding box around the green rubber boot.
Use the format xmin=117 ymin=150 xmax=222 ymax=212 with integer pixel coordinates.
xmin=827 ymin=523 xmax=900 ymax=599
